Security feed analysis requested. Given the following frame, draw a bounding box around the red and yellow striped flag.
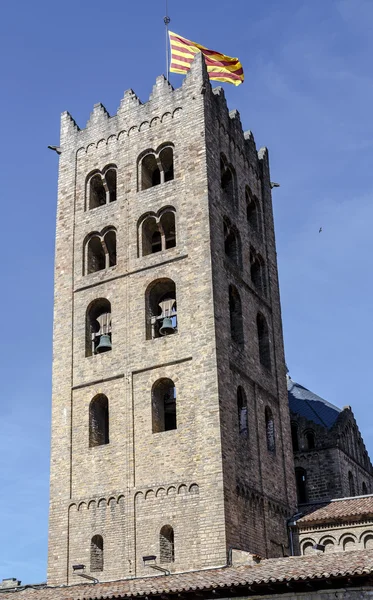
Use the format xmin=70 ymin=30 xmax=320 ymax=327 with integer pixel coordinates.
xmin=169 ymin=31 xmax=244 ymax=87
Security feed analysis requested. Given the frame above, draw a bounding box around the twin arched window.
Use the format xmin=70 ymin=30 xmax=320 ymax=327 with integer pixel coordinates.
xmin=139 ymin=208 xmax=176 ymax=256
xmin=152 ymin=379 xmax=177 ymax=433
xmin=87 ymin=165 xmax=117 ymax=210
xmin=140 ymin=145 xmax=174 ymax=190
xmin=84 ymin=228 xmax=116 ymax=275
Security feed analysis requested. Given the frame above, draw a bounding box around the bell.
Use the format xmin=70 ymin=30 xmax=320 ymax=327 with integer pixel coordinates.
xmin=159 ymin=317 xmax=175 ymax=336
xmin=95 ymin=334 xmax=112 ymax=354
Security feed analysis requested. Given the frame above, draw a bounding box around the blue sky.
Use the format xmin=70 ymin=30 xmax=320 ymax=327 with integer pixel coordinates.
xmin=1 ymin=0 xmax=373 ymax=585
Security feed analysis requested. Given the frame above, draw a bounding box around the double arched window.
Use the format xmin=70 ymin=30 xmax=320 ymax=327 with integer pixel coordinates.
xmin=86 ymin=165 xmax=117 ymax=210
xmin=139 ymin=144 xmax=174 ymax=190
xmin=84 ymin=228 xmax=116 ymax=275
xmin=138 ymin=208 xmax=176 ymax=256
xmin=152 ymin=379 xmax=177 ymax=433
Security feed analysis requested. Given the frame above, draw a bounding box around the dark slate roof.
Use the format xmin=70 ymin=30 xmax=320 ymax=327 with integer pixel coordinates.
xmin=287 ymin=376 xmax=342 ymax=429
xmin=2 ymin=551 xmax=373 ymax=599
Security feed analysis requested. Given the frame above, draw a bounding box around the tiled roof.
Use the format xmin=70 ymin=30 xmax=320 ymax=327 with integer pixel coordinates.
xmin=297 ymin=495 xmax=373 ymax=525
xmin=287 ymin=376 xmax=341 ymax=429
xmin=2 ymin=550 xmax=373 ymax=599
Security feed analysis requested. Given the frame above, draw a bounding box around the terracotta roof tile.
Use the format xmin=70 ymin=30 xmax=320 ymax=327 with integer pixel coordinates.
xmin=2 ymin=549 xmax=373 ymax=599
xmin=297 ymin=495 xmax=373 ymax=525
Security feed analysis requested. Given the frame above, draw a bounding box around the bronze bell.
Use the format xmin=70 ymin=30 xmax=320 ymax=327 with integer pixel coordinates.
xmin=95 ymin=334 xmax=112 ymax=353
xmin=159 ymin=317 xmax=175 ymax=336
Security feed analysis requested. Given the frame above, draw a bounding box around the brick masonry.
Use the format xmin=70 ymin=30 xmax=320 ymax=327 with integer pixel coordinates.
xmin=47 ymin=54 xmax=297 ymax=585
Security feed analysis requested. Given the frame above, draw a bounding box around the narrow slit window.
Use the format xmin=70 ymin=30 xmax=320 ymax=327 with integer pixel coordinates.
xmin=265 ymin=406 xmax=275 ymax=452
xmin=229 ymin=285 xmax=244 ymax=347
xmin=237 ymin=386 xmax=248 ymax=437
xmin=257 ymin=313 xmax=271 ymax=370
xmin=89 ymin=395 xmax=109 ymax=447
xmin=152 ymin=379 xmax=177 ymax=433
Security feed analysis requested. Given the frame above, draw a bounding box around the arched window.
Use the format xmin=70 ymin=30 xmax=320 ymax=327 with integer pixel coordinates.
xmin=221 ymin=155 xmax=237 ymax=206
xmin=89 ymin=395 xmax=109 ymax=447
xmin=265 ymin=407 xmax=275 ymax=452
xmin=362 ymin=481 xmax=368 ymax=495
xmin=291 ymin=422 xmax=299 ymax=451
xmin=86 ymin=299 xmax=112 ymax=356
xmin=250 ymin=249 xmax=266 ymax=295
xmin=257 ymin=313 xmax=271 ymax=370
xmin=152 ymin=379 xmax=177 ymax=433
xmin=302 ymin=541 xmax=314 ymax=555
xmin=87 ymin=165 xmax=117 ymax=210
xmin=348 ymin=471 xmax=355 ymax=496
xmin=323 ymin=539 xmax=335 ymax=553
xmin=90 ymin=535 xmax=103 ymax=571
xmin=146 ymin=279 xmax=177 ymax=339
xmin=305 ymin=430 xmax=315 ymax=450
xmin=160 ymin=525 xmax=175 ymax=563
xmin=229 ymin=285 xmax=244 ymax=347
xmin=295 ymin=468 xmax=308 ymax=504
xmin=139 ymin=145 xmax=174 ymax=191
xmin=224 ymin=219 xmax=241 ymax=268
xmin=237 ymin=386 xmax=248 ymax=437
xmin=343 ymin=536 xmax=355 ymax=551
xmin=85 ymin=228 xmax=117 ymax=275
xmin=139 ymin=209 xmax=176 ymax=257
xmin=364 ymin=535 xmax=373 ymax=549
xmin=246 ymin=188 xmax=261 ymax=234
xmin=159 ymin=146 xmax=174 ymax=182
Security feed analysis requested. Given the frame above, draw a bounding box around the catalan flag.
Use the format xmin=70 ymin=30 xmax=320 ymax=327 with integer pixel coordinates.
xmin=169 ymin=31 xmax=244 ymax=86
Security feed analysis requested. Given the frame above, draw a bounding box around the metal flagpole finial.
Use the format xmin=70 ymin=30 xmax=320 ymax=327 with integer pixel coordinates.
xmin=164 ymin=0 xmax=171 ymax=81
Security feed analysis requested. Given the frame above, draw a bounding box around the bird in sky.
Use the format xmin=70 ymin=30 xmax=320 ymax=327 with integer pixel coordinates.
xmin=319 ymin=227 xmax=322 ymax=233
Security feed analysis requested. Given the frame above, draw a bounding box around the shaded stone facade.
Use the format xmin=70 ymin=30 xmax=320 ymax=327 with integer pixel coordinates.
xmin=47 ymin=55 xmax=296 ymax=586
xmin=288 ymin=376 xmax=373 ymax=505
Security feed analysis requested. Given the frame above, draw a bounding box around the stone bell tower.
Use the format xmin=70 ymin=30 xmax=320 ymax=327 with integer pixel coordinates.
xmin=47 ymin=54 xmax=296 ymax=586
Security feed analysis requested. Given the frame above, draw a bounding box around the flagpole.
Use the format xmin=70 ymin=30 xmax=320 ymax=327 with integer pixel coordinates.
xmin=164 ymin=0 xmax=171 ymax=81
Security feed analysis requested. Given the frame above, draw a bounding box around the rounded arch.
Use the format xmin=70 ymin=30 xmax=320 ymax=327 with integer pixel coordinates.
xmin=302 ymin=540 xmax=315 ymax=555
xmin=145 ymin=278 xmax=177 ymax=339
xmin=89 ymin=394 xmax=109 ymax=447
xmin=229 ymin=284 xmax=243 ymax=347
xmin=305 ymin=429 xmax=316 ymax=450
xmin=86 ymin=298 xmax=112 ymax=356
xmin=152 ymin=378 xmax=177 ymax=433
xmin=223 ymin=218 xmax=242 ymax=269
xmin=257 ymin=312 xmax=271 ymax=370
xmin=90 ymin=535 xmax=104 ymax=572
xmin=160 ymin=525 xmax=175 ymax=563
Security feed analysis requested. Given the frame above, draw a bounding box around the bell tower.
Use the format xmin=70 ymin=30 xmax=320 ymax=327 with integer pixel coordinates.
xmin=47 ymin=54 xmax=296 ymax=585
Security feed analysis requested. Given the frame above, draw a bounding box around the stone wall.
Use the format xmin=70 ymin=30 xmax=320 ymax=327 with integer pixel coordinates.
xmin=48 ymin=54 xmax=296 ymax=585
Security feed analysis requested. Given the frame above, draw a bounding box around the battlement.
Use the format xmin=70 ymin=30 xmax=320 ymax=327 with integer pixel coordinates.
xmin=59 ymin=53 xmax=264 ymax=163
